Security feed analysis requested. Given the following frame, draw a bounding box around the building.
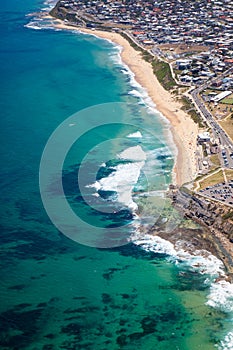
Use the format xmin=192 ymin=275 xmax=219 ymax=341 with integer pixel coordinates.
xmin=211 ymin=91 xmax=232 ymax=103
xmin=198 ymin=132 xmax=210 ymax=143
xmin=176 ymin=59 xmax=192 ymax=70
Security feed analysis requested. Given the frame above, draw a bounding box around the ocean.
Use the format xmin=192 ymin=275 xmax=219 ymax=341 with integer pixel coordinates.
xmin=0 ymin=0 xmax=233 ymax=349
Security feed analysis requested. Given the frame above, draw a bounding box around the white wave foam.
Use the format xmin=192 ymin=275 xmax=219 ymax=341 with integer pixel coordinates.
xmin=218 ymin=332 xmax=233 ymax=350
xmin=128 ymin=89 xmax=144 ymax=99
xmin=121 ymin=68 xmax=129 ymax=75
xmin=147 ymin=146 xmax=173 ymax=160
xmin=127 ymin=131 xmax=142 ymax=138
xmin=132 ymin=232 xmax=233 ymax=350
xmin=108 ymin=47 xmax=123 ymax=65
xmin=206 ymin=280 xmax=233 ymax=313
xmin=109 ymin=51 xmax=177 ymax=174
xmin=132 ymin=233 xmax=225 ymax=275
xmin=25 ymin=18 xmax=60 ymax=31
xmin=105 ymin=43 xmax=160 ymax=115
xmin=119 ymin=145 xmax=146 ymax=162
xmin=133 ymin=234 xmax=177 ymax=256
xmin=25 ymin=22 xmax=43 ymax=30
xmin=44 ymin=0 xmax=57 ymax=6
xmin=88 ymin=146 xmax=146 ymax=211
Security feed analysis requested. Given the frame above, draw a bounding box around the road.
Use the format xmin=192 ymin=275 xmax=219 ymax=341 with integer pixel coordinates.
xmin=126 ymin=36 xmax=233 ymax=170
xmin=190 ymin=66 xmax=233 ymax=169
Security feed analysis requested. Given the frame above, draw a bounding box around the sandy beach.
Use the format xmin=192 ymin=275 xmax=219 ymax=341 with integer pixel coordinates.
xmin=48 ymin=17 xmax=199 ymax=186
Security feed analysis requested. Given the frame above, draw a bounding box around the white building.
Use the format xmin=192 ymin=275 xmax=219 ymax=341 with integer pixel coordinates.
xmin=198 ymin=132 xmax=210 ymax=142
xmin=211 ymin=91 xmax=232 ymax=103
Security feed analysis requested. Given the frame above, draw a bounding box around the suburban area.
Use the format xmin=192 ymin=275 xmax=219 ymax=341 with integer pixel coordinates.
xmin=48 ymin=0 xmax=233 ymax=265
xmin=51 ymin=0 xmax=233 ymax=197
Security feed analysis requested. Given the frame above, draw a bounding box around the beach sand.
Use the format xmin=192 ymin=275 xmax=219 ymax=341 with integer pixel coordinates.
xmin=48 ymin=18 xmax=199 ymax=186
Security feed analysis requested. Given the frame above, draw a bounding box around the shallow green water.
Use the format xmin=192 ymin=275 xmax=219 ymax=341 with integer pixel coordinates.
xmin=0 ymin=0 xmax=232 ymax=349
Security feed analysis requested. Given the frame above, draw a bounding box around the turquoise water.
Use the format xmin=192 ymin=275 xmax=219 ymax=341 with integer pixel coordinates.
xmin=0 ymin=0 xmax=233 ymax=349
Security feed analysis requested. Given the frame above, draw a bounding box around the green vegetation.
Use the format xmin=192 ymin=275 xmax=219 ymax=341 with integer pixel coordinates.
xmin=221 ymin=98 xmax=233 ymax=105
xmin=209 ymin=153 xmax=221 ymax=169
xmin=202 ymin=144 xmax=207 ymax=157
xmin=179 ymin=185 xmax=192 ymax=195
xmin=120 ymin=33 xmax=176 ymax=91
xmin=180 ymin=96 xmax=205 ymax=127
xmin=173 ymin=68 xmax=182 ymax=81
xmin=222 ymin=211 xmax=233 ymax=221
xmin=142 ymin=50 xmax=154 ymax=63
xmin=197 ymin=169 xmax=224 ymax=190
xmin=120 ymin=32 xmax=143 ymax=52
xmin=152 ymin=59 xmax=176 ymax=90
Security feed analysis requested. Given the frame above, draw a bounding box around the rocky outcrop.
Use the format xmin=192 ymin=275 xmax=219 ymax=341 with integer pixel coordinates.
xmin=171 ymin=188 xmax=233 ymax=241
xmin=50 ymin=1 xmax=81 ymax=24
xmin=167 ymin=187 xmax=233 ymax=277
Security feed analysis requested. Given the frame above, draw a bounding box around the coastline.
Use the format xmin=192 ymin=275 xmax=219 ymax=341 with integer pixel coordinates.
xmin=45 ymin=16 xmax=198 ymax=187
xmin=22 ymin=8 xmax=233 ymax=348
xmin=40 ymin=15 xmax=233 ymax=276
xmin=1 ymin=1 xmax=232 ymax=348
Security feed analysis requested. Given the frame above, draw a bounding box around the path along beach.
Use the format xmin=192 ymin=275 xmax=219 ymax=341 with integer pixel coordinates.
xmin=48 ymin=17 xmax=199 ymax=186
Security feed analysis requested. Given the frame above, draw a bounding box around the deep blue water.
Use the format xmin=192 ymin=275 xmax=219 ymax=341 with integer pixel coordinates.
xmin=0 ymin=0 xmax=232 ymax=349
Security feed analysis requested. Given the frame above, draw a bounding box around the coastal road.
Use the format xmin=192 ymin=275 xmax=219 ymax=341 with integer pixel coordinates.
xmin=190 ymin=70 xmax=233 ymax=169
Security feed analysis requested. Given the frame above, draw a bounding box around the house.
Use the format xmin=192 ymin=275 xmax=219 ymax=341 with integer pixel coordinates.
xmin=176 ymin=59 xmax=192 ymax=70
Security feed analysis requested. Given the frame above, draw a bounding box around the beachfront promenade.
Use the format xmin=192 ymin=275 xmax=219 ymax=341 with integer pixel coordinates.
xmin=49 ymin=0 xmax=233 ymax=194
xmin=190 ymin=67 xmax=233 ymax=164
xmin=123 ymin=28 xmax=233 ymax=171
xmin=42 ymin=0 xmax=233 ymax=278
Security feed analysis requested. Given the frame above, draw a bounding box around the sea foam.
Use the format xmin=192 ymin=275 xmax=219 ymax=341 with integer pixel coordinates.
xmin=132 ymin=232 xmax=233 ymax=328
xmin=87 ymin=145 xmax=146 ymax=211
xmin=127 ymin=131 xmax=142 ymax=138
xmin=207 ymin=280 xmax=233 ymax=313
xmin=218 ymin=331 xmax=233 ymax=350
xmin=132 ymin=233 xmax=225 ymax=276
xmin=26 ymin=10 xmax=233 ymax=348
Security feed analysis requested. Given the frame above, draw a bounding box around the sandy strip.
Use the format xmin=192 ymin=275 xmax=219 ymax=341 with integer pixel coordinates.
xmin=47 ymin=18 xmax=199 ymax=186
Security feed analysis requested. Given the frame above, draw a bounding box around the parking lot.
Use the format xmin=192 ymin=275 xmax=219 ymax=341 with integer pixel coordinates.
xmin=221 ymin=149 xmax=233 ymax=169
xmin=199 ymin=180 xmax=233 ymax=206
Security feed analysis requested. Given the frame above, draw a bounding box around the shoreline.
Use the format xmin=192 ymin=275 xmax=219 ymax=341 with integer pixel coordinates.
xmin=38 ymin=14 xmax=233 ymax=279
xmin=44 ymin=16 xmax=199 ymax=187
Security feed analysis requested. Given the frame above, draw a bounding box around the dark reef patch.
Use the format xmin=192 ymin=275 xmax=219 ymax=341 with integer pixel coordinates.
xmin=44 ymin=333 xmax=56 ymax=339
xmin=8 ymin=284 xmax=26 ymax=291
xmin=0 ymin=224 xmax=80 ymax=264
xmin=108 ymin=242 xmax=160 ymax=260
xmin=116 ymin=334 xmax=128 ymax=346
xmin=173 ymin=271 xmax=210 ymax=291
xmin=61 ymin=322 xmax=83 ymax=336
xmin=37 ymin=302 xmax=47 ymax=308
xmin=141 ymin=315 xmax=158 ymax=335
xmin=14 ymin=303 xmax=32 ymax=310
xmin=102 ymin=293 xmax=113 ymax=304
xmin=43 ymin=345 xmax=54 ymax=350
xmin=0 ymin=307 xmax=44 ymax=348
xmin=102 ymin=267 xmax=122 ymax=280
